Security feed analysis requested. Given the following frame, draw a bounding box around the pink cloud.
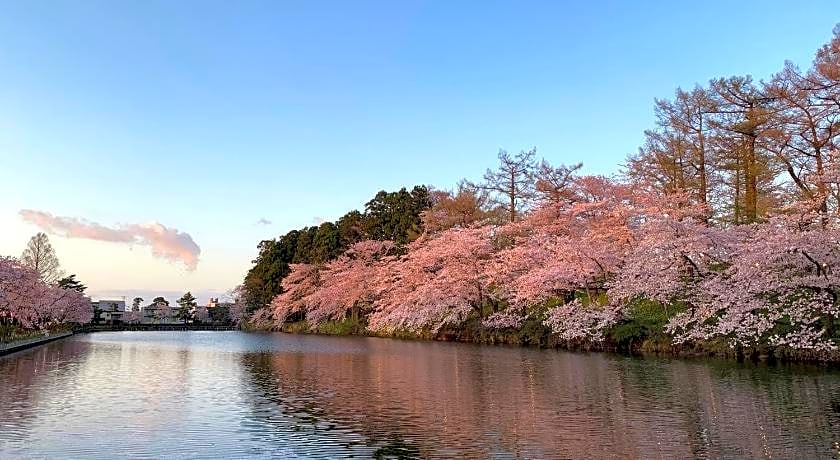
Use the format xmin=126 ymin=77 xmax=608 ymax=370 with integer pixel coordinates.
xmin=19 ymin=209 xmax=201 ymax=270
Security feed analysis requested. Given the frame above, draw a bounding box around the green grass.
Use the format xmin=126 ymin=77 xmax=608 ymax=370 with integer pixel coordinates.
xmin=0 ymin=325 xmax=44 ymax=344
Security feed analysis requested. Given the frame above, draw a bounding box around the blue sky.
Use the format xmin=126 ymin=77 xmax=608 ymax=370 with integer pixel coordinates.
xmin=1 ymin=1 xmax=837 ymax=303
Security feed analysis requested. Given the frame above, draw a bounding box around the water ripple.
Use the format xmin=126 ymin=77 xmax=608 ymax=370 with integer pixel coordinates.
xmin=0 ymin=332 xmax=839 ymax=458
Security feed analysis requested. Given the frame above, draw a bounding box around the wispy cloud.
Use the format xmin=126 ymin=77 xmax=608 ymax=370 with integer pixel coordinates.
xmin=19 ymin=209 xmax=201 ymax=270
xmin=312 ymin=216 xmax=326 ymax=225
xmin=256 ymin=218 xmax=272 ymax=225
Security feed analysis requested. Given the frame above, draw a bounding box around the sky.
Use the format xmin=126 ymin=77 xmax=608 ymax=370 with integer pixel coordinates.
xmin=0 ymin=1 xmax=837 ymax=304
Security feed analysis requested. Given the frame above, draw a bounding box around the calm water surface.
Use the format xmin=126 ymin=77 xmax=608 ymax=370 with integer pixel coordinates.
xmin=1 ymin=331 xmax=839 ymax=459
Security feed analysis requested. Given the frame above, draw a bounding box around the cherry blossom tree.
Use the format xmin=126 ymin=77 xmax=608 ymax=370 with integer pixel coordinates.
xmin=0 ymin=256 xmax=91 ymax=330
xmin=666 ymin=216 xmax=840 ymax=351
xmin=0 ymin=257 xmax=38 ymax=325
xmin=306 ymin=240 xmax=396 ymax=326
xmin=481 ymin=310 xmax=528 ymax=330
xmin=246 ymin=163 xmax=840 ymax=354
xmin=247 ymin=306 xmax=277 ymax=330
xmin=608 ymin=194 xmax=726 ymax=309
xmin=489 ymin=177 xmax=637 ymax=332
xmin=268 ymin=241 xmax=397 ymax=328
xmin=543 ymin=299 xmax=621 ymax=342
xmin=226 ymin=285 xmax=247 ymax=325
xmin=369 ymin=227 xmax=496 ymax=333
xmin=269 ymin=263 xmax=321 ymax=324
xmin=122 ymin=311 xmax=141 ymax=325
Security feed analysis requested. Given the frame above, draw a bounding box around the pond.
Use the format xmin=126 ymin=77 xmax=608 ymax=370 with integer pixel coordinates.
xmin=1 ymin=331 xmax=839 ymax=458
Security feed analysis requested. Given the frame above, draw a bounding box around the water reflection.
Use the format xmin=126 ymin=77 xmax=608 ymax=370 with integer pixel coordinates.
xmin=237 ymin=338 xmax=840 ymax=458
xmin=0 ymin=332 xmax=839 ymax=458
xmin=0 ymin=339 xmax=91 ymax=443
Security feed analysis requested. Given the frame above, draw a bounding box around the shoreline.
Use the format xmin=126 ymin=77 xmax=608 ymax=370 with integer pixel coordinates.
xmin=0 ymin=331 xmax=74 ymax=357
xmin=250 ymin=320 xmax=840 ymax=365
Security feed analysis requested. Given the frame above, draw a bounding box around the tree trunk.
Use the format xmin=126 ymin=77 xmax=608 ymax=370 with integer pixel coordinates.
xmin=744 ymin=135 xmax=758 ymax=222
xmin=698 ymin=115 xmax=708 ymax=205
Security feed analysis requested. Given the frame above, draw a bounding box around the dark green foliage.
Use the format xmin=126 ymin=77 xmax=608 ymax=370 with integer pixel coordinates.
xmin=209 ymin=305 xmax=231 ymax=323
xmin=292 ymin=227 xmax=317 ymax=263
xmin=243 ymin=239 xmax=292 ymax=311
xmin=518 ymin=308 xmax=553 ymax=346
xmin=92 ymin=307 xmax=103 ymax=324
xmin=337 ymin=210 xmax=367 ymax=248
xmin=57 ymin=274 xmax=86 ymax=293
xmin=242 ymin=185 xmax=432 ymax=311
xmin=176 ymin=292 xmax=197 ymax=323
xmin=364 ymin=186 xmax=432 ymax=245
xmin=277 ymin=230 xmax=300 ymax=261
xmin=608 ymin=299 xmax=681 ymax=349
xmin=311 ymin=222 xmax=341 ymax=262
xmin=280 ymin=318 xmax=367 ymax=336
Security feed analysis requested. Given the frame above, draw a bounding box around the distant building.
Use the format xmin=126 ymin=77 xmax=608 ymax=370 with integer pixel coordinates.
xmin=91 ymin=299 xmax=126 ymax=323
xmin=207 ymin=298 xmax=234 ymax=309
xmin=140 ymin=300 xmax=177 ymax=324
xmin=204 ymin=298 xmax=234 ymax=323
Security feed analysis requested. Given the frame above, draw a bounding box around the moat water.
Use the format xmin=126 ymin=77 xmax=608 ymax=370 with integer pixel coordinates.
xmin=1 ymin=331 xmax=839 ymax=458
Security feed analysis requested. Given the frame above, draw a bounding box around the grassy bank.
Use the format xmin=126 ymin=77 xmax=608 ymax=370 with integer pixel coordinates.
xmin=0 ymin=325 xmax=44 ymax=344
xmin=241 ymin=315 xmax=840 ymax=364
xmin=1 ymin=323 xmax=76 ymax=345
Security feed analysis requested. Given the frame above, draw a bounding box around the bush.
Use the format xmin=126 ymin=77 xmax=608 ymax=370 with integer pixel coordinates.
xmin=608 ymin=299 xmax=681 ymax=350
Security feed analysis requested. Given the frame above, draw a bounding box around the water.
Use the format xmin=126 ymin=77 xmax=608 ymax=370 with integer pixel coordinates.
xmin=1 ymin=332 xmax=839 ymax=459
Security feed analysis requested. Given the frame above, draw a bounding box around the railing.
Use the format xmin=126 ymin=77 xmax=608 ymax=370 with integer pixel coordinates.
xmin=81 ymin=324 xmax=239 ymax=332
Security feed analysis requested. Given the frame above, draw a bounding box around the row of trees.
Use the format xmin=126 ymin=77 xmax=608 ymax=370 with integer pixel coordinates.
xmin=260 ymin=169 xmax=840 ymax=352
xmin=242 ymin=154 xmax=586 ymax=310
xmin=627 ymin=26 xmax=840 ymax=224
xmin=242 ymin=26 xmax=840 ymax=356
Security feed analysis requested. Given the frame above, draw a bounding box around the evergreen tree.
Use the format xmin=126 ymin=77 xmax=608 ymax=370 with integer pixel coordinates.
xmin=176 ymin=292 xmax=197 ymax=324
xmin=337 ymin=210 xmax=367 ymax=248
xmin=57 ymin=274 xmax=87 ymax=293
xmin=242 ymin=239 xmax=291 ymax=310
xmin=312 ymin=222 xmax=341 ymax=263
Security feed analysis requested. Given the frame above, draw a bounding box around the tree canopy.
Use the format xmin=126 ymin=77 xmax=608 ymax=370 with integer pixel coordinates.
xmin=20 ymin=232 xmax=63 ymax=284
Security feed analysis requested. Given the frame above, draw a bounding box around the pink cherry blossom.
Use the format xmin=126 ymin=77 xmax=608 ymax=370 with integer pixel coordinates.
xmin=369 ymin=227 xmax=496 ymax=333
xmin=0 ymin=256 xmax=92 ymax=330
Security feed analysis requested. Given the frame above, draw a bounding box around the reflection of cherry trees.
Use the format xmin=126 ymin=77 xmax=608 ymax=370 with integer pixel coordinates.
xmin=264 ymin=167 xmax=840 ymax=352
xmin=238 ymin=337 xmax=840 ymax=458
xmin=0 ymin=338 xmax=91 ymax=439
xmin=1 ymin=333 xmax=837 ymax=458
